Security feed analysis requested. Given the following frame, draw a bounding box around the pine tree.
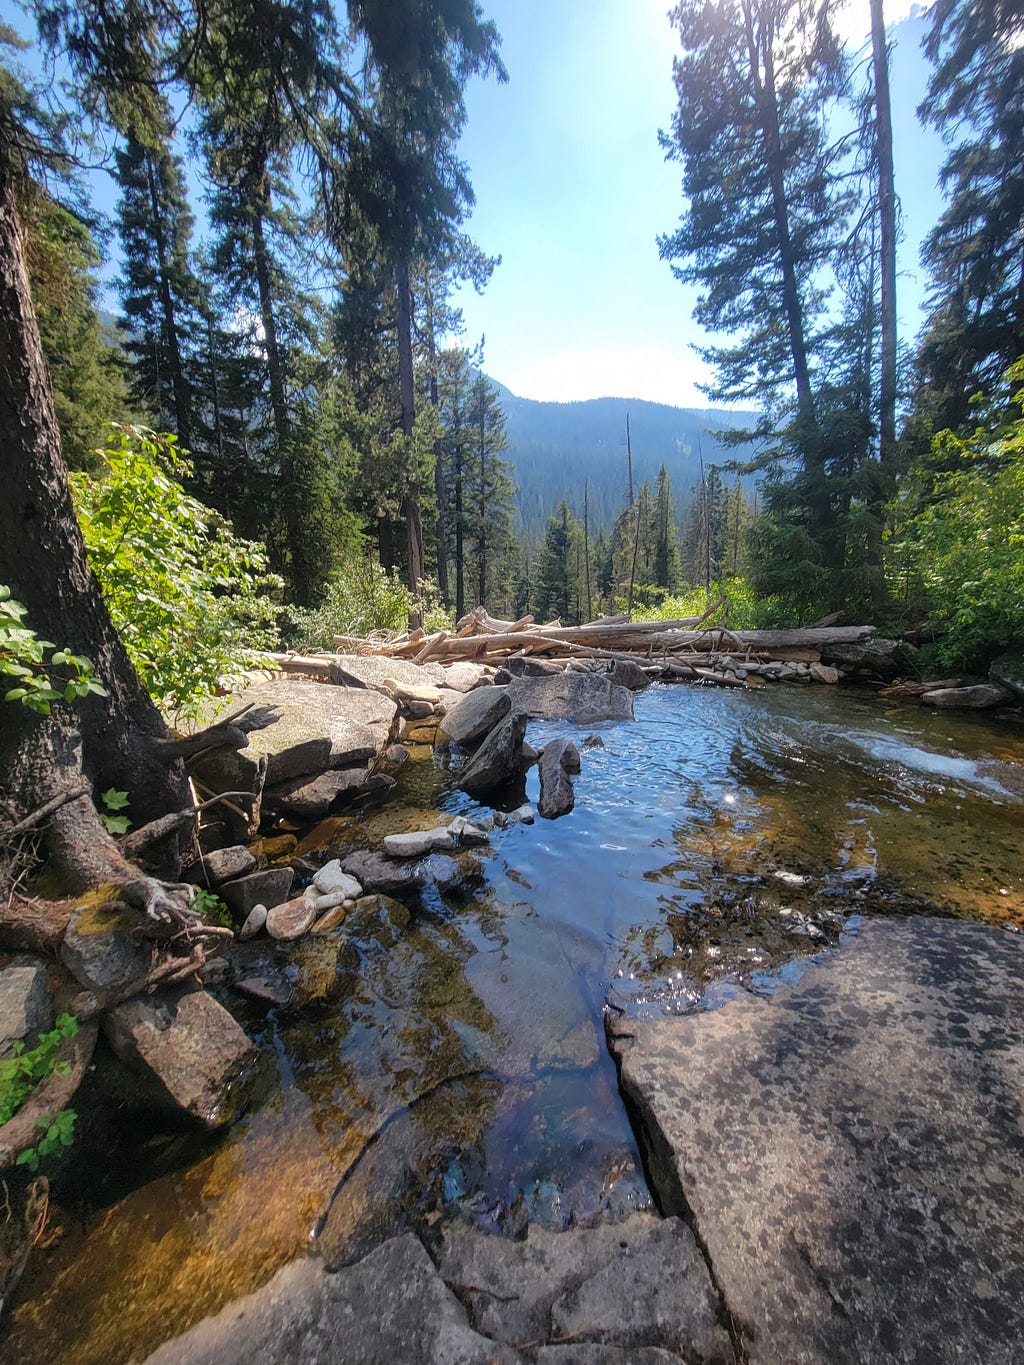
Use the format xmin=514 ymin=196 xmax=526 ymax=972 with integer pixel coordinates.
xmin=115 ymin=104 xmax=198 ymax=450
xmin=652 ymin=464 xmax=681 ymax=590
xmin=914 ymin=0 xmax=1024 ymax=434
xmin=660 ymin=0 xmax=853 ymax=588
xmin=535 ymin=501 xmax=583 ymax=624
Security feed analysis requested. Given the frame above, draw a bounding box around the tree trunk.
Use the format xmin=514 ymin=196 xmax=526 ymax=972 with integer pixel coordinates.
xmin=870 ymin=0 xmax=897 ymax=471
xmin=742 ymin=1 xmax=829 ymax=540
xmin=0 ymin=109 xmax=188 ymax=874
xmin=425 ymin=274 xmax=450 ymax=603
xmin=396 ymin=260 xmax=424 ymax=625
xmin=454 ymin=445 xmax=465 ymax=621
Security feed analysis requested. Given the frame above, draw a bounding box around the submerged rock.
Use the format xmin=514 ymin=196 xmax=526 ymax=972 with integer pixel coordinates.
xmin=921 ymin=682 xmax=1014 ymax=709
xmin=104 ymin=986 xmax=256 ymax=1128
xmin=609 ymin=917 xmax=1024 ymax=1364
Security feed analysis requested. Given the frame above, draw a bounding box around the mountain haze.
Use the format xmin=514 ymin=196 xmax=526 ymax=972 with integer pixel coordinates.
xmin=489 ymin=379 xmax=760 ymax=542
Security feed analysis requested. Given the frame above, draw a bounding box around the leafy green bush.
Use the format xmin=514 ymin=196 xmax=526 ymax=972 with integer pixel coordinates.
xmin=280 ymin=561 xmax=453 ymax=650
xmin=72 ymin=426 xmax=282 ymax=720
xmin=1 ymin=586 xmax=106 ymax=714
xmin=626 ymin=577 xmax=796 ymax=630
xmin=0 ymin=1012 xmax=79 ymax=1127
xmin=888 ymin=361 xmax=1024 ymax=670
xmin=2 ymin=1012 xmax=79 ymax=1168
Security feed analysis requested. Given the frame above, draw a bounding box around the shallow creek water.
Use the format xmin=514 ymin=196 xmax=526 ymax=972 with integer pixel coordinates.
xmin=6 ymin=683 xmax=1024 ymax=1362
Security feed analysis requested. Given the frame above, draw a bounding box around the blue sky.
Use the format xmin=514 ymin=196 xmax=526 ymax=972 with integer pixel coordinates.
xmin=453 ymin=0 xmax=946 ymax=406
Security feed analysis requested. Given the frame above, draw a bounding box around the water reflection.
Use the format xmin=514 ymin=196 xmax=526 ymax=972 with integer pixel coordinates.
xmin=6 ymin=683 xmax=1024 ymax=1363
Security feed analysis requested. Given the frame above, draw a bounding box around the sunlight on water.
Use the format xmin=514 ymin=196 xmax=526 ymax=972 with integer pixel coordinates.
xmin=7 ymin=683 xmax=1024 ymax=1363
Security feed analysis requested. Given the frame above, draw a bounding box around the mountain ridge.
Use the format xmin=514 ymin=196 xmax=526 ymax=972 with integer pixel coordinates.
xmin=488 ymin=378 xmax=760 ymax=542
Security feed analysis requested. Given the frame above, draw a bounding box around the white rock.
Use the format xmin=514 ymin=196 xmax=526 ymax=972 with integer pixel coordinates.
xmin=383 ymin=827 xmax=455 ymax=858
xmin=312 ymin=889 xmax=350 ymax=914
xmin=313 ymin=859 xmax=363 ymax=899
xmin=239 ymin=904 xmax=268 ymax=941
xmin=447 ymin=815 xmax=490 ymax=845
xmin=509 ymin=804 xmax=536 ymax=825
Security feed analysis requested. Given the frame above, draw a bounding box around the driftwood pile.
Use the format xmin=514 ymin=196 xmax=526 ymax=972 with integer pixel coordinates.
xmin=265 ymin=606 xmax=878 ymax=690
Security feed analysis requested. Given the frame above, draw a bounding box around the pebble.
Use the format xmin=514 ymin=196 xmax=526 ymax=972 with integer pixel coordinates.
xmin=266 ymin=897 xmax=316 ymax=941
xmin=239 ymin=904 xmax=268 ymax=941
xmin=312 ymin=860 xmax=363 ymax=900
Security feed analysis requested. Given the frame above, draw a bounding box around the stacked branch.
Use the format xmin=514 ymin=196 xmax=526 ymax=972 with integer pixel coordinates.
xmin=264 ymin=606 xmax=876 ymax=685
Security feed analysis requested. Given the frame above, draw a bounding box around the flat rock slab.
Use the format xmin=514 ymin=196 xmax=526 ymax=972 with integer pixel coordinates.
xmin=921 ymin=682 xmax=1013 ymax=709
xmin=104 ymin=986 xmax=257 ymax=1129
xmin=439 ymin=1212 xmax=729 ymax=1360
xmin=327 ymin=654 xmax=445 ymax=692
xmin=144 ymin=1235 xmax=517 ymax=1365
xmin=509 ymin=673 xmax=634 ymax=725
xmin=610 ymin=917 xmax=1024 ymax=1364
xmin=193 ymin=680 xmax=396 ymax=787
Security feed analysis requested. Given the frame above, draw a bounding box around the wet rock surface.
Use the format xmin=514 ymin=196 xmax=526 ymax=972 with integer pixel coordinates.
xmin=103 ymin=985 xmax=257 ymax=1128
xmin=537 ymin=739 xmax=581 ymax=819
xmin=145 ymin=1213 xmax=728 ymax=1365
xmin=144 ymin=1236 xmax=518 ymax=1365
xmin=609 ymin=917 xmax=1024 ymax=1364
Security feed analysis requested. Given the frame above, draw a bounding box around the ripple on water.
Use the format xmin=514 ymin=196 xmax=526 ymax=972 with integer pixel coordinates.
xmin=7 ymin=682 xmax=1024 ymax=1363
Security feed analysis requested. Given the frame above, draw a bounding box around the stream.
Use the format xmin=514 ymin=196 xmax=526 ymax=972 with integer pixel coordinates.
xmin=5 ymin=682 xmax=1024 ymax=1363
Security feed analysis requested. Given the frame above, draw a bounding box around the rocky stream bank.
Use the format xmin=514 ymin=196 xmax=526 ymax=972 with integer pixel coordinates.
xmin=4 ymin=628 xmax=1024 ymax=1360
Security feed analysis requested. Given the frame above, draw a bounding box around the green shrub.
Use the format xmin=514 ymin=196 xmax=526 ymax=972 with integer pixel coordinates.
xmin=626 ymin=577 xmax=796 ymax=630
xmin=887 ymin=360 xmax=1024 ymax=670
xmin=0 ymin=586 xmax=106 ymax=714
xmin=280 ymin=561 xmax=453 ymax=650
xmin=72 ymin=426 xmax=282 ymax=720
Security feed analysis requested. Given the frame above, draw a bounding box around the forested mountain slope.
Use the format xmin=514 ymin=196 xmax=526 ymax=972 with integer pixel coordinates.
xmin=490 ymin=379 xmax=759 ymax=541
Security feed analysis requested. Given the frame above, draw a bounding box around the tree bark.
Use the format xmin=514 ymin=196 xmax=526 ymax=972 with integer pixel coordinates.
xmin=870 ymin=0 xmax=898 ymax=470
xmin=425 ymin=273 xmax=450 ymax=603
xmin=0 ymin=105 xmax=189 ymax=875
xmin=396 ymin=260 xmax=424 ymax=626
